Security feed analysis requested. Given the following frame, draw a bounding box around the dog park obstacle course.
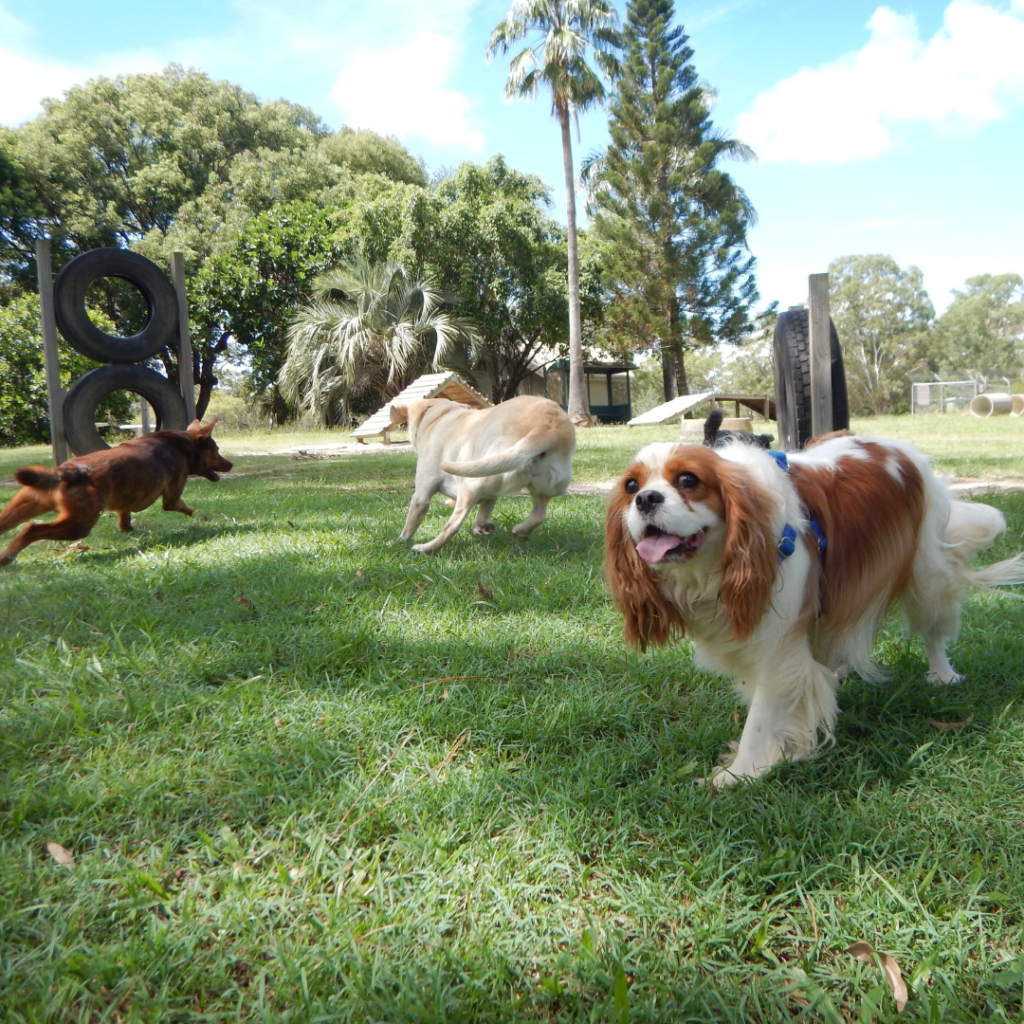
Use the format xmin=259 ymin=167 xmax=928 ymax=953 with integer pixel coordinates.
xmin=351 ymin=372 xmax=491 ymax=444
xmin=627 ymin=392 xmax=776 ymax=428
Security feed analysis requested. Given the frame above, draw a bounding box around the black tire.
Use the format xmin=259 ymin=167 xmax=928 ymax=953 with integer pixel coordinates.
xmin=53 ymin=249 xmax=178 ymax=363
xmin=63 ymin=365 xmax=189 ymax=456
xmin=773 ymin=309 xmax=850 ymax=450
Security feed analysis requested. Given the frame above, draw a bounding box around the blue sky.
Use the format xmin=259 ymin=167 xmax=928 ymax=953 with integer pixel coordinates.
xmin=2 ymin=0 xmax=1022 ymax=314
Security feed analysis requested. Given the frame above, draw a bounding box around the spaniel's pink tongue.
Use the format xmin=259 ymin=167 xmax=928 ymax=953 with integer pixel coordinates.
xmin=636 ymin=532 xmax=685 ymax=564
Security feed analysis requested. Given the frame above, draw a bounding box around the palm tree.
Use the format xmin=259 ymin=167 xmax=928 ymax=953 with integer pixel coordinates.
xmin=487 ymin=0 xmax=621 ymax=424
xmin=280 ymin=257 xmax=477 ymax=423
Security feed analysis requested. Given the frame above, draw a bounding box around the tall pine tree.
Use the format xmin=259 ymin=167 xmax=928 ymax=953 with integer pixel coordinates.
xmin=587 ymin=0 xmax=757 ymax=399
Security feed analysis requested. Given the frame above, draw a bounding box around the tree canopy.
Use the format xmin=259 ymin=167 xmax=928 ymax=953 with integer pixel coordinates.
xmin=0 ymin=66 xmax=431 ymax=430
xmin=585 ymin=0 xmax=757 ymax=400
xmin=933 ymin=274 xmax=1024 ymax=377
xmin=829 ymin=254 xmax=935 ymax=415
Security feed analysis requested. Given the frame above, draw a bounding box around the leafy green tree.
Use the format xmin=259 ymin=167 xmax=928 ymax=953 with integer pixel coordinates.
xmin=320 ymin=128 xmax=427 ymax=186
xmin=188 ymin=201 xmax=344 ymax=421
xmin=323 ymin=159 xmax=577 ymax=403
xmin=5 ymin=66 xmax=426 ymax=407
xmin=0 ymin=295 xmax=129 ymax=446
xmin=428 ymin=159 xmax=573 ymax=401
xmin=487 ymin=0 xmax=621 ymax=422
xmin=585 ymin=0 xmax=757 ymax=400
xmin=12 ymin=65 xmax=326 ymax=273
xmin=280 ymin=258 xmax=477 ymax=423
xmin=0 ymin=130 xmax=42 ymax=293
xmin=933 ymin=274 xmax=1024 ymax=376
xmin=829 ymin=254 xmax=934 ymax=415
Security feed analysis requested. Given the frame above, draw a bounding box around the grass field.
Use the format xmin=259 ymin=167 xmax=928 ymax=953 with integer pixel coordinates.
xmin=1 ymin=415 xmax=1023 ymax=1022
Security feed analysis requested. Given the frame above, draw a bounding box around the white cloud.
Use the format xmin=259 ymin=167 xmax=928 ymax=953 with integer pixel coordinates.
xmin=330 ymin=32 xmax=485 ymax=151
xmin=735 ymin=0 xmax=1024 ymax=165
xmin=0 ymin=50 xmax=86 ymax=126
xmin=1 ymin=0 xmax=484 ymax=152
xmin=0 ymin=3 xmax=164 ymax=126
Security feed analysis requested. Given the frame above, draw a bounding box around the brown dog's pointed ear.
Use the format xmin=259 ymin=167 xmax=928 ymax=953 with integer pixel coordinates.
xmin=188 ymin=418 xmax=218 ymax=437
xmin=604 ymin=484 xmax=685 ymax=650
xmin=389 ymin=403 xmax=409 ymax=427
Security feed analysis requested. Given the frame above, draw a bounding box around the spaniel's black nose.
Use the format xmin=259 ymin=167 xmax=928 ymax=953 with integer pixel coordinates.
xmin=634 ymin=489 xmax=664 ymax=515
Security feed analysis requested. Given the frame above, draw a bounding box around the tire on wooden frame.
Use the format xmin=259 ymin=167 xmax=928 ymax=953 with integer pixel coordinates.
xmin=63 ymin=364 xmax=189 ymax=456
xmin=53 ymin=248 xmax=178 ymax=363
xmin=773 ymin=308 xmax=850 ymax=450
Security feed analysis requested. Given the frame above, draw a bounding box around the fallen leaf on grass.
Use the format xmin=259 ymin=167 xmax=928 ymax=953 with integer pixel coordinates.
xmin=929 ymin=715 xmax=974 ymax=731
xmin=58 ymin=543 xmax=90 ymax=557
xmin=406 ymin=675 xmax=480 ymax=691
xmin=476 ymin=582 xmax=494 ymax=601
xmin=238 ymin=597 xmax=254 ymax=609
xmin=45 ymin=842 xmax=75 ymax=867
xmin=413 ymin=580 xmax=429 ymax=593
xmin=845 ymin=941 xmax=908 ymax=1011
xmin=155 ymin=591 xmax=164 ymax=602
xmin=355 ymin=570 xmax=365 ymax=579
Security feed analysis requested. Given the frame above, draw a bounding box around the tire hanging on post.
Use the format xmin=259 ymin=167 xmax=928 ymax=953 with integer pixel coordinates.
xmin=63 ymin=365 xmax=189 ymax=457
xmin=773 ymin=308 xmax=850 ymax=450
xmin=53 ymin=249 xmax=178 ymax=363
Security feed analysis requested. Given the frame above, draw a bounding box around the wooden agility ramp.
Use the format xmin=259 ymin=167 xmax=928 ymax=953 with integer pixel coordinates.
xmin=350 ymin=372 xmax=491 ymax=443
xmin=627 ymin=392 xmax=775 ymax=426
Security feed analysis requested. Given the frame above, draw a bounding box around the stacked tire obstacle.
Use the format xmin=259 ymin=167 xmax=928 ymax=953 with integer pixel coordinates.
xmin=772 ymin=308 xmax=850 ymax=449
xmin=53 ymin=249 xmax=189 ymax=455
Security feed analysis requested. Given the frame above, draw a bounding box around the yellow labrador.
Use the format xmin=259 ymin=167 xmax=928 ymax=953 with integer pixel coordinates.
xmin=389 ymin=395 xmax=576 ymax=553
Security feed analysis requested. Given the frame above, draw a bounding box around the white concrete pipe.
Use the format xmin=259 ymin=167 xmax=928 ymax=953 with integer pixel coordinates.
xmin=970 ymin=393 xmax=1014 ymax=417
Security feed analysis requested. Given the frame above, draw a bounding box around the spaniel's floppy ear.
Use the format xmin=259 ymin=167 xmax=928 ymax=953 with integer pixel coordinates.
xmin=604 ymin=487 xmax=685 ymax=650
xmin=717 ymin=461 xmax=778 ymax=642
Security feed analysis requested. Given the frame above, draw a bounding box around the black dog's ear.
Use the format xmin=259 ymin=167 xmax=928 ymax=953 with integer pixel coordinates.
xmin=754 ymin=433 xmax=775 ymax=449
xmin=703 ymin=409 xmax=724 ymax=447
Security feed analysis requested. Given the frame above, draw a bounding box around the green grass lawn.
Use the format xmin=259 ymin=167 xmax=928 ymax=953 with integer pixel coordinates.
xmin=1 ymin=417 xmax=1023 ymax=1022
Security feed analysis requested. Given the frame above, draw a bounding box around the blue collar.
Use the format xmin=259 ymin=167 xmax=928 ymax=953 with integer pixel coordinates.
xmin=767 ymin=450 xmax=827 ymax=564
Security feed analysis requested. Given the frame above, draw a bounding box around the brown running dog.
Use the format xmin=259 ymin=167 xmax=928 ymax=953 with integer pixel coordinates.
xmin=0 ymin=419 xmax=233 ymax=567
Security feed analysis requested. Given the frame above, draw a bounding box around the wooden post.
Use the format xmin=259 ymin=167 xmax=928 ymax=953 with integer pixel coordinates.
xmin=140 ymin=398 xmax=152 ymax=434
xmin=171 ymin=252 xmax=197 ymax=421
xmin=808 ymin=273 xmax=832 ymax=438
xmin=36 ymin=240 xmax=70 ymax=466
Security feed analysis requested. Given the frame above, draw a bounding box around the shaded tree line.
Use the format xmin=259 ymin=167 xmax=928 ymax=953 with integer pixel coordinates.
xmin=829 ymin=255 xmax=1024 ymax=416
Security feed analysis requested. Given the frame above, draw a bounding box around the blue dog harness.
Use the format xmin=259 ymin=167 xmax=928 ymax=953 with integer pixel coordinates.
xmin=767 ymin=450 xmax=827 ymax=565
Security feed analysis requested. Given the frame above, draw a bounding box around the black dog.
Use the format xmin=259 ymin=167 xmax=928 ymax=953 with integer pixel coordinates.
xmin=702 ymin=409 xmax=774 ymax=450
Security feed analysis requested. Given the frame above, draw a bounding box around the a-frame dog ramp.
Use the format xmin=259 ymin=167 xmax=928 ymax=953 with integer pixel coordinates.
xmin=350 ymin=372 xmax=491 ymax=443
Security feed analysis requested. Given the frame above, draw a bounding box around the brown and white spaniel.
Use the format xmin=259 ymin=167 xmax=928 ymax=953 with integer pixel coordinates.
xmin=605 ymin=434 xmax=1024 ymax=786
